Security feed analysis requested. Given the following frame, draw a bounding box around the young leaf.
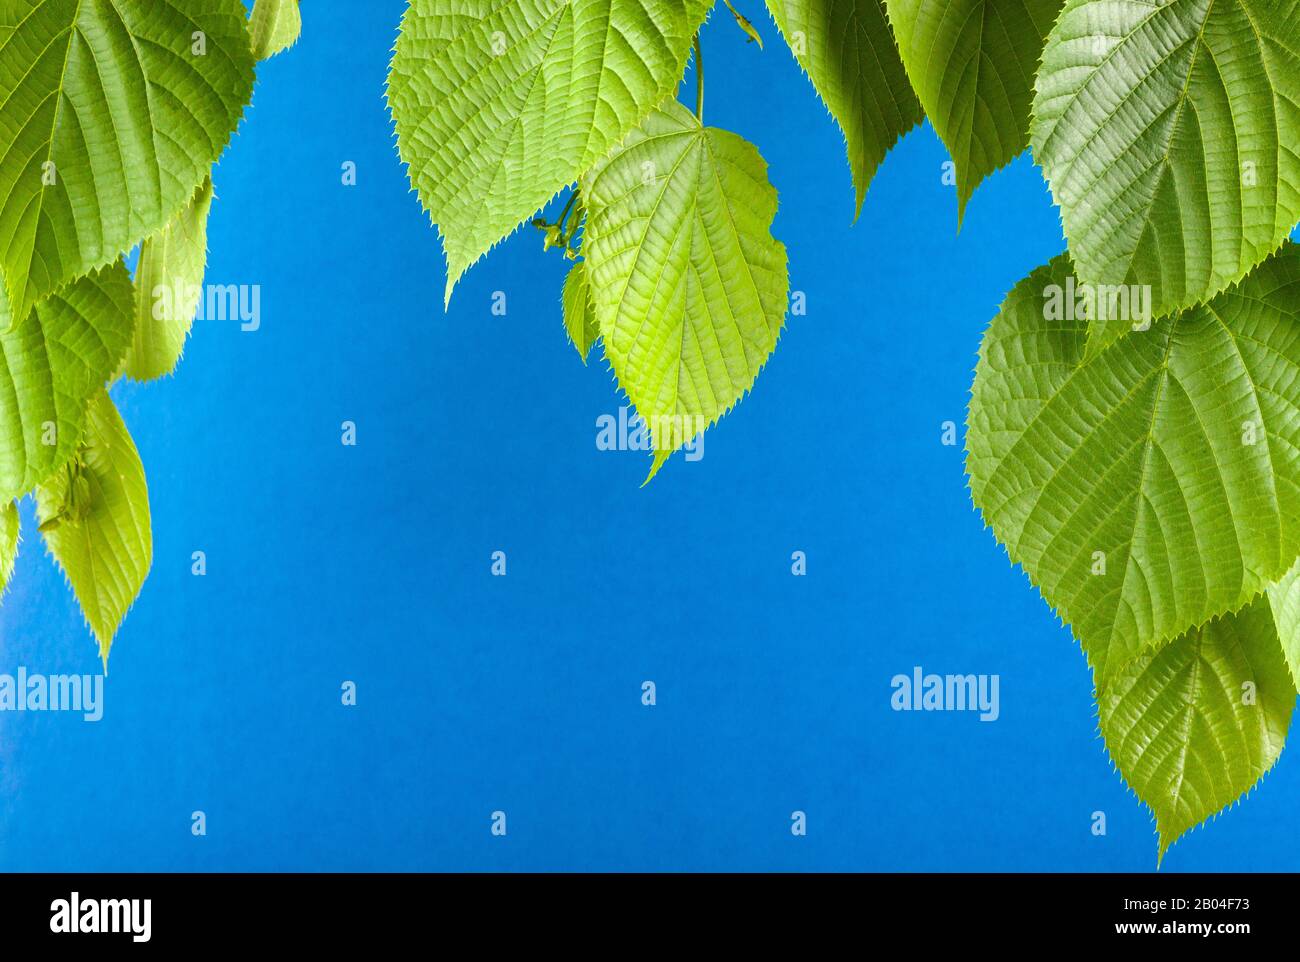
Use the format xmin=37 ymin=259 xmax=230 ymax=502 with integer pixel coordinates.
xmin=765 ymin=0 xmax=923 ymax=216
xmin=886 ymin=0 xmax=1064 ymax=223
xmin=388 ymin=0 xmax=713 ymax=304
xmin=581 ymin=101 xmax=789 ymax=481
xmin=1098 ymin=596 xmax=1294 ymax=859
xmin=250 ymin=0 xmax=302 ymax=60
xmin=723 ymin=0 xmax=764 ymax=48
xmin=1264 ymin=558 xmax=1300 ymax=691
xmin=1031 ymin=0 xmax=1300 ymax=358
xmin=0 ymin=0 xmax=256 ymax=323
xmin=562 ymin=259 xmax=599 ymax=363
xmin=36 ymin=391 xmax=152 ymax=665
xmin=123 ymin=178 xmax=215 ymax=383
xmin=967 ymin=246 xmax=1300 ymax=686
xmin=0 ymin=500 xmax=17 ymax=597
xmin=0 ymin=263 xmax=134 ymax=503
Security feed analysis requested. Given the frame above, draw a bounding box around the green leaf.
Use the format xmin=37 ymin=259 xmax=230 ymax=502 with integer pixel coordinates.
xmin=0 ymin=0 xmax=256 ymax=322
xmin=0 ymin=500 xmax=17 ymax=597
xmin=885 ymin=0 xmax=1064 ymax=223
xmin=0 ymin=262 xmax=134 ymax=503
xmin=36 ymin=390 xmax=151 ymax=664
xmin=1031 ymin=0 xmax=1300 ymax=357
xmin=765 ymin=0 xmax=923 ymax=216
xmin=123 ymin=177 xmax=215 ymax=382
xmin=581 ymin=101 xmax=789 ymax=481
xmin=967 ymin=245 xmax=1300 ymax=686
xmin=562 ymin=259 xmax=599 ymax=363
xmin=250 ymin=0 xmax=302 ymax=60
xmin=1264 ymin=557 xmax=1300 ymax=691
xmin=388 ymin=0 xmax=713 ymax=304
xmin=1098 ymin=595 xmax=1294 ymax=859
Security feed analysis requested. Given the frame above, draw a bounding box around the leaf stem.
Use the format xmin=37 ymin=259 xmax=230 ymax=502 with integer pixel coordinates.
xmin=556 ymin=189 xmax=580 ymax=236
xmin=693 ymin=33 xmax=704 ymax=122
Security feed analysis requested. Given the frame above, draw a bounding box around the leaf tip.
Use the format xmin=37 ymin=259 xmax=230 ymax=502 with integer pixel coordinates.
xmin=642 ymin=447 xmax=672 ymax=487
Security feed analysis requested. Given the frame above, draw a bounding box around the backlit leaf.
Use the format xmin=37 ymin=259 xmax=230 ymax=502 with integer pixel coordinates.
xmin=562 ymin=258 xmax=599 ymax=363
xmin=0 ymin=0 xmax=256 ymax=322
xmin=0 ymin=262 xmax=134 ymax=502
xmin=766 ymin=0 xmax=923 ymax=215
xmin=388 ymin=0 xmax=714 ymax=304
xmin=1098 ymin=596 xmax=1294 ymax=858
xmin=36 ymin=390 xmax=151 ymax=664
xmin=1031 ymin=0 xmax=1300 ymax=356
xmin=123 ymin=177 xmax=215 ymax=382
xmin=886 ymin=0 xmax=1064 ymax=223
xmin=250 ymin=0 xmax=302 ymax=60
xmin=967 ymin=245 xmax=1300 ymax=685
xmin=581 ymin=101 xmax=789 ymax=481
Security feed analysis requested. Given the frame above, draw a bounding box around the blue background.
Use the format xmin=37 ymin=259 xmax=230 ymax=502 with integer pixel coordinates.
xmin=1 ymin=1 xmax=1296 ymax=872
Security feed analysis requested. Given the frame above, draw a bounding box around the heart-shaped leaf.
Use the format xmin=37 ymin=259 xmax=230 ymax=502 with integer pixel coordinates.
xmin=968 ymin=245 xmax=1300 ymax=684
xmin=1031 ymin=0 xmax=1300 ymax=356
xmin=581 ymin=101 xmax=789 ymax=480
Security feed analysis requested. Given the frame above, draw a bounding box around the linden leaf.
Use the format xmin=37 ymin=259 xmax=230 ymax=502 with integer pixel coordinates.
xmin=967 ymin=245 xmax=1300 ymax=686
xmin=0 ymin=0 xmax=256 ymax=323
xmin=123 ymin=177 xmax=215 ymax=382
xmin=1031 ymin=0 xmax=1300 ymax=357
xmin=0 ymin=262 xmax=134 ymax=502
xmin=886 ymin=0 xmax=1064 ymax=223
xmin=250 ymin=0 xmax=302 ymax=60
xmin=562 ymin=258 xmax=599 ymax=363
xmin=1098 ymin=596 xmax=1294 ymax=859
xmin=388 ymin=0 xmax=714 ymax=304
xmin=765 ymin=0 xmax=923 ymax=216
xmin=37 ymin=390 xmax=151 ymax=664
xmin=581 ymin=101 xmax=789 ymax=481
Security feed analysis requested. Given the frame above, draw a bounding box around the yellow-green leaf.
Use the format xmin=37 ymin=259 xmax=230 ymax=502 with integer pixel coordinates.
xmin=388 ymin=0 xmax=714 ymax=304
xmin=123 ymin=178 xmax=215 ymax=382
xmin=1031 ymin=0 xmax=1300 ymax=356
xmin=886 ymin=0 xmax=1064 ymax=223
xmin=0 ymin=500 xmax=17 ymax=598
xmin=561 ymin=259 xmax=599 ymax=363
xmin=766 ymin=0 xmax=923 ymax=216
xmin=0 ymin=263 xmax=134 ymax=502
xmin=1098 ymin=596 xmax=1295 ymax=859
xmin=581 ymin=102 xmax=789 ymax=481
xmin=250 ymin=0 xmax=302 ymax=60
xmin=967 ymin=245 xmax=1300 ymax=686
xmin=37 ymin=391 xmax=152 ymax=664
xmin=0 ymin=0 xmax=256 ymax=323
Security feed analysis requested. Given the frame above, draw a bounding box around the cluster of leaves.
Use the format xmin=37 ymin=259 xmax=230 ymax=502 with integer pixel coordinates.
xmin=965 ymin=0 xmax=1300 ymax=859
xmin=0 ymin=0 xmax=301 ymax=665
xmin=390 ymin=0 xmax=1300 ymax=858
